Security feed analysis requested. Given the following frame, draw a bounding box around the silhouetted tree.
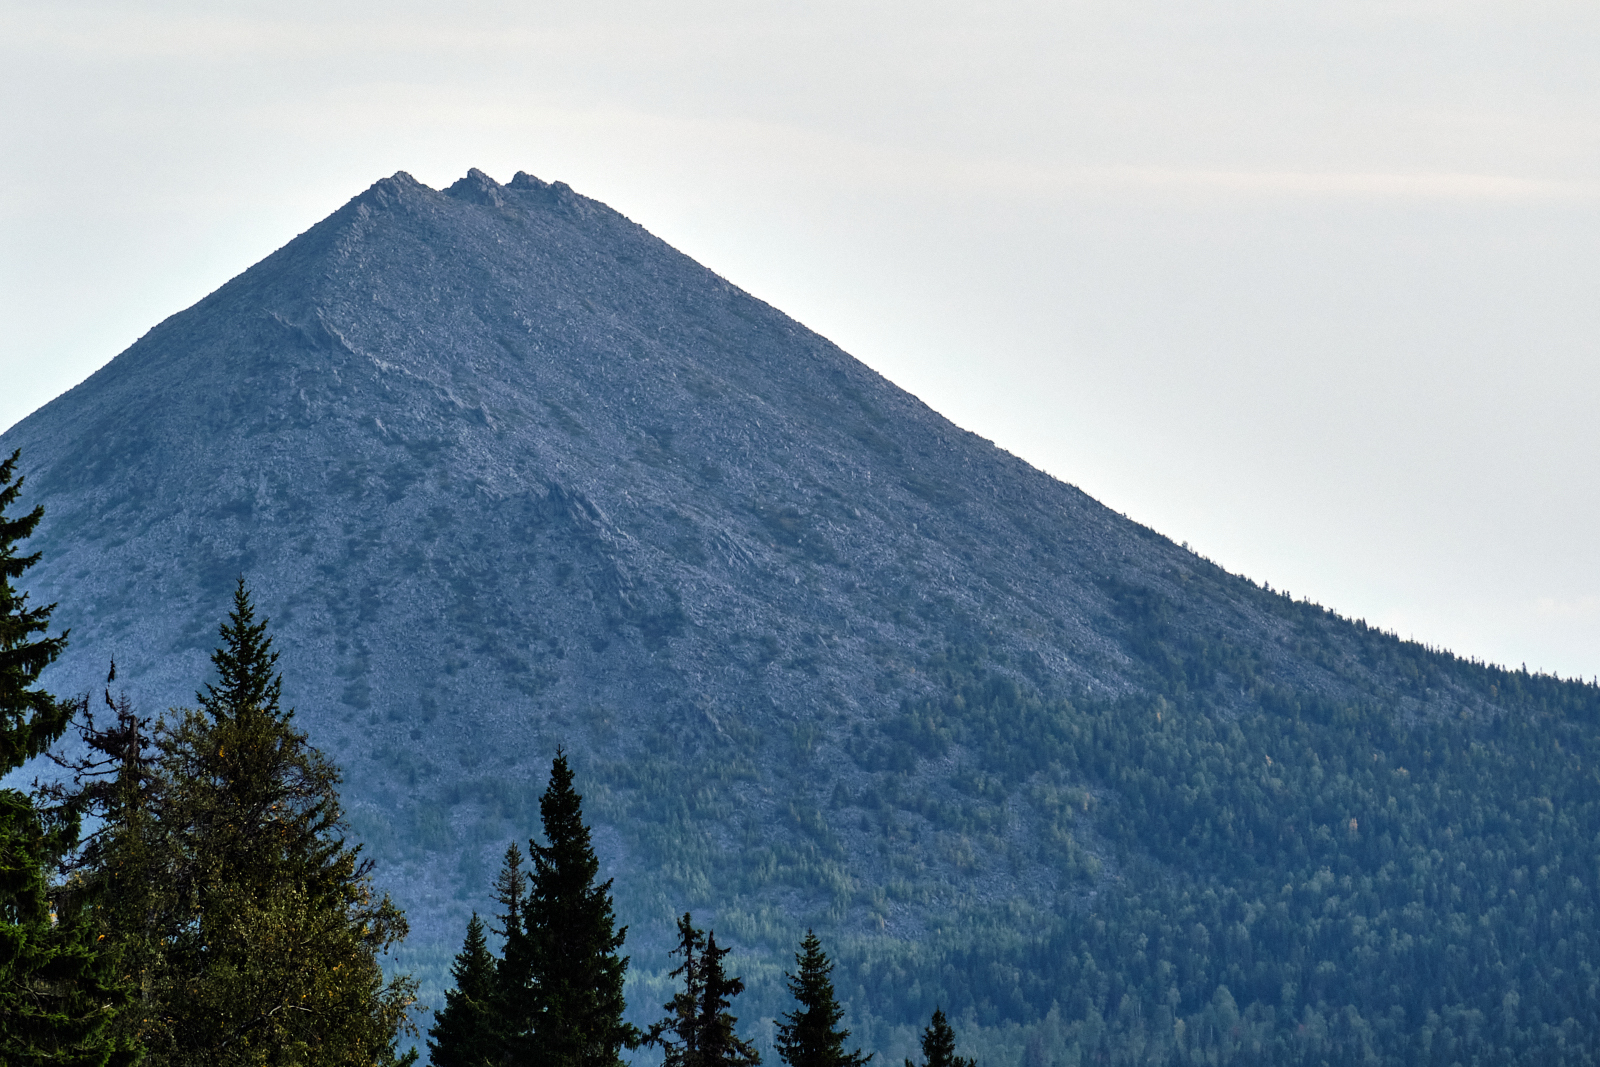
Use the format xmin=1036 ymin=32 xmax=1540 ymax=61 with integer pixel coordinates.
xmin=39 ymin=660 xmax=158 ymax=1061
xmin=905 ymin=1010 xmax=972 ymax=1067
xmin=775 ymin=931 xmax=870 ymax=1067
xmin=649 ymin=913 xmax=759 ymax=1067
xmin=428 ymin=913 xmax=498 ymax=1067
xmin=497 ymin=751 xmax=637 ymax=1067
xmin=648 ymin=914 xmax=705 ymax=1067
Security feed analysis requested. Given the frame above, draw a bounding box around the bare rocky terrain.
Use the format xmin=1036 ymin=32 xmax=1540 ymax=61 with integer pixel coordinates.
xmin=5 ymin=168 xmax=1578 ymax=1060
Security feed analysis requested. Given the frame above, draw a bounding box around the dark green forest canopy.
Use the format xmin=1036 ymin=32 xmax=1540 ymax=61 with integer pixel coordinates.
xmin=573 ymin=572 xmax=1600 ymax=1066
xmin=34 ymin=489 xmax=1598 ymax=1066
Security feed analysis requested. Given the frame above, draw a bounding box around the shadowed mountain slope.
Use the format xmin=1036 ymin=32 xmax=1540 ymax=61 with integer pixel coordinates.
xmin=8 ymin=170 xmax=1600 ymax=1065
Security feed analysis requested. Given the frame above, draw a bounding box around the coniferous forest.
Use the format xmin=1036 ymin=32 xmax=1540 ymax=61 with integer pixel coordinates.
xmin=4 ymin=395 xmax=1600 ymax=1067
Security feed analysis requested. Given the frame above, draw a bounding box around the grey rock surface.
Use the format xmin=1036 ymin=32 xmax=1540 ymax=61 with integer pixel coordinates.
xmin=1 ymin=168 xmax=1514 ymax=1046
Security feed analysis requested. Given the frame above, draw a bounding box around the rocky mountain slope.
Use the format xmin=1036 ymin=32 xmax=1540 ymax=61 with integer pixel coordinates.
xmin=8 ymin=169 xmax=1598 ymax=1064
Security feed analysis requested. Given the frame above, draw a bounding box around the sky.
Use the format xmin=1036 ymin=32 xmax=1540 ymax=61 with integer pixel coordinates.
xmin=2 ymin=0 xmax=1597 ymax=679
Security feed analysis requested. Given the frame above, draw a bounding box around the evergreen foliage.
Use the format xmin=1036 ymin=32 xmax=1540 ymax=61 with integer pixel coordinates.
xmin=84 ymin=579 xmax=417 ymax=1066
xmin=576 ymin=600 xmax=1600 ymax=1064
xmin=837 ymin=626 xmax=1600 ymax=1064
xmin=649 ymin=914 xmax=760 ymax=1067
xmin=775 ymin=932 xmax=869 ymax=1067
xmin=39 ymin=662 xmax=156 ymax=1067
xmin=515 ymin=751 xmax=638 ymax=1067
xmin=904 ymin=1010 xmax=972 ymax=1067
xmin=47 ymin=662 xmax=156 ymax=880
xmin=478 ymin=842 xmax=528 ymax=1063
xmin=0 ymin=452 xmax=70 ymax=771
xmin=427 ymin=914 xmax=497 ymax=1067
xmin=0 ymin=451 xmax=133 ymax=1067
xmin=437 ymin=755 xmax=636 ymax=1067
xmin=647 ymin=915 xmax=705 ymax=1067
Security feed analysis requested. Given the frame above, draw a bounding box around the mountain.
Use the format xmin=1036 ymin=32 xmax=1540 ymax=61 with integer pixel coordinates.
xmin=7 ymin=169 xmax=1600 ymax=1065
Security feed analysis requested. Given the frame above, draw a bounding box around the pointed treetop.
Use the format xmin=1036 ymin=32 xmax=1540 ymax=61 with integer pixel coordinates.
xmin=776 ymin=930 xmax=871 ymax=1067
xmin=906 ymin=1010 xmax=973 ymax=1067
xmin=498 ymin=747 xmax=638 ymax=1067
xmin=649 ymin=913 xmax=760 ymax=1067
xmin=197 ymin=576 xmax=282 ymax=722
xmin=452 ymin=913 xmax=495 ymax=1000
xmin=697 ymin=929 xmax=760 ymax=1067
xmin=428 ymin=912 xmax=499 ymax=1067
xmin=492 ymin=843 xmax=526 ymax=946
xmin=649 ymin=913 xmax=707 ymax=1062
xmin=532 ymin=747 xmax=599 ymax=885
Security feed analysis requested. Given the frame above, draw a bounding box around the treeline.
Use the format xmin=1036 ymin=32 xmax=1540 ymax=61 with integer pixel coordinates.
xmin=821 ymin=624 xmax=1600 ymax=1064
xmin=527 ymin=602 xmax=1600 ymax=1064
xmin=423 ymin=745 xmax=968 ymax=1067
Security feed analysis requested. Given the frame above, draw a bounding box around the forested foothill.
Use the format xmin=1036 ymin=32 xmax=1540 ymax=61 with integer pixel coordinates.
xmin=2 ymin=170 xmax=1598 ymax=1066
xmin=565 ymin=576 xmax=1600 ymax=1065
xmin=7 ymin=412 xmax=1600 ymax=1067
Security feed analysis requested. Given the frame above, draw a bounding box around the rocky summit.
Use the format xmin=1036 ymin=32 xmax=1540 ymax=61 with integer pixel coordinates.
xmin=8 ymin=170 xmax=1600 ymax=1064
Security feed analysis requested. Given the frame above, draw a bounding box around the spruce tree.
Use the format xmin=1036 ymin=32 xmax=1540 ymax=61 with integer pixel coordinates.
xmin=0 ymin=452 xmax=70 ymax=774
xmin=904 ymin=1010 xmax=973 ymax=1067
xmin=120 ymin=579 xmax=418 ymax=1066
xmin=696 ymin=931 xmax=759 ymax=1067
xmin=648 ymin=914 xmax=706 ymax=1067
xmin=504 ymin=751 xmax=638 ymax=1067
xmin=428 ymin=913 xmax=498 ymax=1067
xmin=649 ymin=913 xmax=759 ymax=1067
xmin=775 ymin=932 xmax=870 ymax=1067
xmin=0 ymin=451 xmax=134 ymax=1066
xmin=491 ymin=843 xmax=526 ymax=943
xmin=488 ymin=842 xmax=526 ymax=1059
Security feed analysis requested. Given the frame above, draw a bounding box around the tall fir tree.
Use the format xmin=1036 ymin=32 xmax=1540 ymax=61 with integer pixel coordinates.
xmin=649 ymin=913 xmax=759 ymax=1067
xmin=105 ymin=579 xmax=418 ymax=1066
xmin=695 ymin=931 xmax=759 ymax=1067
xmin=904 ymin=1010 xmax=973 ymax=1067
xmin=503 ymin=751 xmax=638 ymax=1067
xmin=427 ymin=913 xmax=498 ymax=1067
xmin=774 ymin=931 xmax=870 ymax=1067
xmin=648 ymin=914 xmax=706 ymax=1067
xmin=488 ymin=842 xmax=527 ymax=1063
xmin=0 ymin=450 xmax=134 ymax=1067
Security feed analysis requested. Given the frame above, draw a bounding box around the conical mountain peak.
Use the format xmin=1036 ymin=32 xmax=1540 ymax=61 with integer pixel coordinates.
xmin=8 ymin=170 xmax=1595 ymax=1062
xmin=2 ymin=168 xmax=1501 ymax=805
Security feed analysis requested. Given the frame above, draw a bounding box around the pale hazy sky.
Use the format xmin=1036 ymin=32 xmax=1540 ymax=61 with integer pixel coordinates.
xmin=3 ymin=0 xmax=1597 ymax=679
